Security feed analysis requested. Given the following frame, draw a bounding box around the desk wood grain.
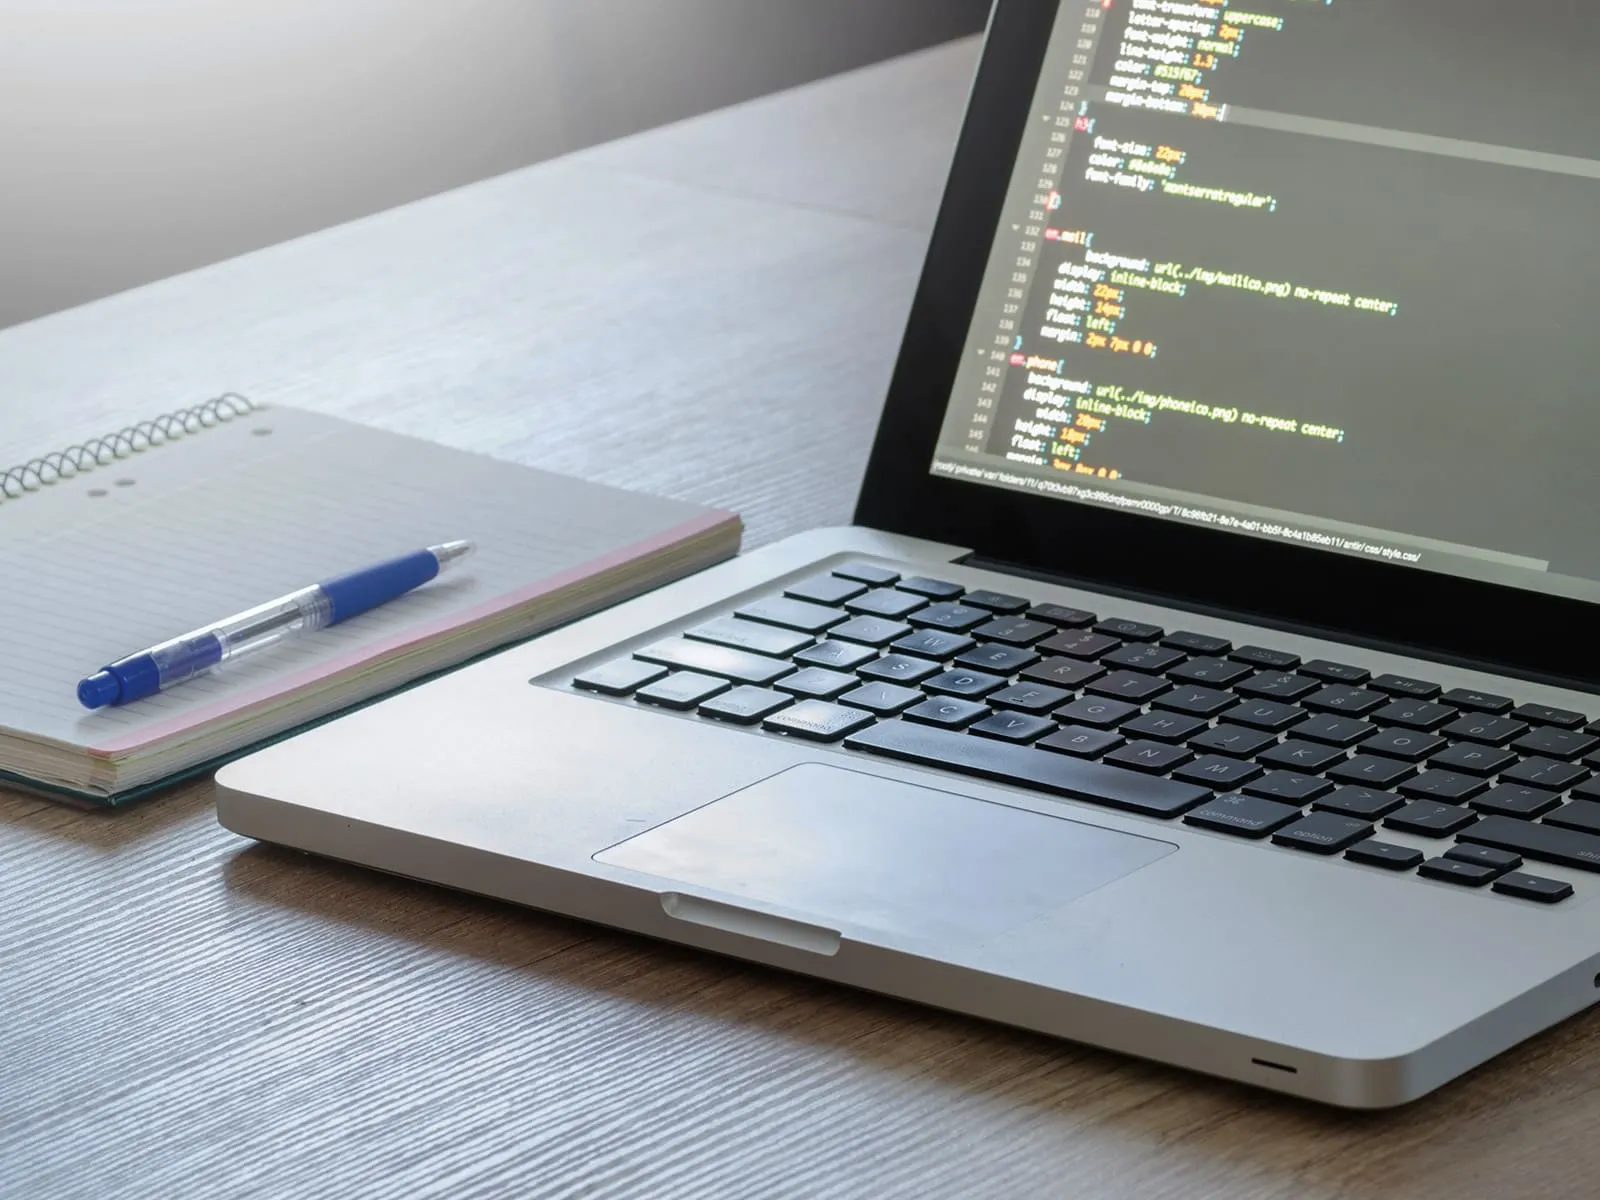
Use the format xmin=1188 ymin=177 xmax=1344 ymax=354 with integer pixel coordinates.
xmin=3 ymin=40 xmax=1599 ymax=1200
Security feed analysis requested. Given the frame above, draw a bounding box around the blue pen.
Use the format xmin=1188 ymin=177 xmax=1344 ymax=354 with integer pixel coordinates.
xmin=77 ymin=540 xmax=476 ymax=709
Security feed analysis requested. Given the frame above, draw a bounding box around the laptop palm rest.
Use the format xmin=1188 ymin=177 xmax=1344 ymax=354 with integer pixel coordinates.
xmin=595 ymin=763 xmax=1176 ymax=947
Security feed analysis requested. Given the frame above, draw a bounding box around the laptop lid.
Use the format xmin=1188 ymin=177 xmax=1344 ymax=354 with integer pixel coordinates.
xmin=857 ymin=1 xmax=1599 ymax=688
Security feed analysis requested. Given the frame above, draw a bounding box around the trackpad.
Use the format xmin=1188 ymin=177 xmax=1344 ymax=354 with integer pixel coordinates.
xmin=595 ymin=763 xmax=1176 ymax=944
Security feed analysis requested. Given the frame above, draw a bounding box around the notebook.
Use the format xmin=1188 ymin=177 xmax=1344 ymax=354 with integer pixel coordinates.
xmin=0 ymin=396 xmax=741 ymax=804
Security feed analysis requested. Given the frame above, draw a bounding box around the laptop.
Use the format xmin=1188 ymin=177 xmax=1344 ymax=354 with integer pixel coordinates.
xmin=216 ymin=0 xmax=1600 ymax=1107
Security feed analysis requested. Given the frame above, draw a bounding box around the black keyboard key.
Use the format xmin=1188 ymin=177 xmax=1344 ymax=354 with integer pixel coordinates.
xmin=1372 ymin=699 xmax=1457 ymax=731
xmin=892 ymin=629 xmax=976 ymax=660
xmin=1056 ymin=696 xmax=1140 ymax=729
xmin=1019 ymin=657 xmax=1105 ymax=689
xmin=784 ymin=575 xmax=867 ymax=606
xmin=1273 ymin=813 xmax=1374 ymax=855
xmin=1085 ymin=671 xmax=1171 ymax=703
xmin=1225 ymin=699 xmax=1306 ymax=732
xmin=687 ymin=617 xmax=813 ymax=657
xmin=1303 ymin=686 xmax=1387 ymax=716
xmin=923 ymin=669 xmax=1007 ymax=699
xmin=1102 ymin=644 xmax=1186 ymax=674
xmin=699 ymin=686 xmax=793 ymax=725
xmin=1370 ymin=673 xmax=1441 ymax=699
xmin=837 ymin=682 xmax=922 ymax=716
xmin=1440 ymin=688 xmax=1514 ymax=714
xmin=970 ymin=712 xmax=1056 ymax=744
xmin=1295 ymin=714 xmax=1378 ymax=748
xmin=1244 ymin=771 xmax=1333 ymax=804
xmin=1542 ymin=800 xmax=1600 ymax=835
xmin=1384 ymin=800 xmax=1478 ymax=837
xmin=1418 ymin=858 xmax=1497 ymax=888
xmin=1315 ymin=787 xmax=1404 ymax=820
xmin=1190 ymin=724 xmax=1277 ymax=758
xmin=1167 ymin=657 xmax=1252 ymax=688
xmin=901 ymin=697 xmax=990 ymax=729
xmin=1184 ymin=794 xmax=1303 ymax=838
xmin=1172 ymin=755 xmax=1263 ymax=789
xmin=972 ymin=617 xmax=1055 ymax=646
xmin=636 ymin=671 xmax=731 ymax=710
xmin=827 ymin=616 xmax=912 ymax=647
xmin=1327 ymin=755 xmax=1416 ymax=788
xmin=844 ymin=588 xmax=927 ymax=619
xmin=1040 ymin=629 xmax=1121 ymax=660
xmin=1121 ymin=711 xmax=1208 ymax=743
xmin=1511 ymin=726 xmax=1599 ymax=761
xmin=845 ymin=722 xmax=1211 ymax=817
xmin=635 ymin=639 xmax=794 ymax=686
xmin=1398 ymin=771 xmax=1488 ymax=803
xmin=833 ymin=562 xmax=899 ymax=586
xmin=736 ymin=596 xmax=848 ymax=634
xmin=1361 ymin=728 xmax=1446 ymax=763
xmin=1469 ymin=785 xmax=1562 ymax=819
xmin=1153 ymin=684 xmax=1236 ymax=718
xmin=1500 ymin=757 xmax=1589 ymax=792
xmin=793 ymin=640 xmax=878 ymax=671
xmin=1458 ymin=815 xmax=1600 ymax=873
xmin=1444 ymin=844 xmax=1521 ymax=874
xmin=573 ymin=659 xmax=668 ymax=696
xmin=1104 ymin=741 xmax=1194 ymax=774
xmin=763 ymin=700 xmax=876 ymax=741
xmin=987 ymin=682 xmax=1073 ymax=714
xmin=1096 ymin=617 xmax=1163 ymax=641
xmin=1257 ymin=740 xmax=1346 ymax=773
xmin=1440 ymin=714 xmax=1528 ymax=745
xmin=1302 ymin=660 xmax=1371 ymax=684
xmin=955 ymin=643 xmax=1040 ymax=675
xmin=963 ymin=589 xmax=1030 ymax=614
xmin=858 ymin=654 xmax=942 ymax=684
xmin=1429 ymin=742 xmax=1516 ymax=776
xmin=1162 ymin=631 xmax=1232 ymax=656
xmin=908 ymin=603 xmax=990 ymax=632
xmin=1038 ymin=725 xmax=1124 ymax=758
xmin=775 ymin=667 xmax=858 ymax=700
xmin=1231 ymin=646 xmax=1300 ymax=669
xmin=1236 ymin=672 xmax=1320 ymax=701
xmin=1345 ymin=840 xmax=1424 ymax=870
xmin=1492 ymin=873 xmax=1574 ymax=904
xmin=1028 ymin=603 xmax=1097 ymax=628
xmin=1575 ymin=778 xmax=1600 ymax=803
xmin=896 ymin=575 xmax=964 ymax=600
xmin=1510 ymin=703 xmax=1586 ymax=730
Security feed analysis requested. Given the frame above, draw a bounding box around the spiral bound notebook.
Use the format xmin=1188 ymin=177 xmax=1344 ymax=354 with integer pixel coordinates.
xmin=0 ymin=397 xmax=741 ymax=805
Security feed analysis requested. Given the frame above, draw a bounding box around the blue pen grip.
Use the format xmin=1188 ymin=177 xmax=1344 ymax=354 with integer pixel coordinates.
xmin=318 ymin=548 xmax=440 ymax=623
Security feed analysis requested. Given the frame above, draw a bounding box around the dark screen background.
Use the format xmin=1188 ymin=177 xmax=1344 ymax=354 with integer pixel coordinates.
xmin=980 ymin=0 xmax=1600 ymax=578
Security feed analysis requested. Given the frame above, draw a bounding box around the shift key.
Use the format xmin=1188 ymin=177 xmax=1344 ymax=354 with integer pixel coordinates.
xmin=635 ymin=639 xmax=793 ymax=685
xmin=1457 ymin=815 xmax=1600 ymax=874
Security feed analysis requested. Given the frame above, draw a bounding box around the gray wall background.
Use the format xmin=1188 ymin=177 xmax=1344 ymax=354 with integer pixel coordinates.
xmin=0 ymin=0 xmax=988 ymax=330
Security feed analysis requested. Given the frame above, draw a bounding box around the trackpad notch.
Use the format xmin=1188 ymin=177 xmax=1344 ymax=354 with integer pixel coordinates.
xmin=595 ymin=763 xmax=1176 ymax=944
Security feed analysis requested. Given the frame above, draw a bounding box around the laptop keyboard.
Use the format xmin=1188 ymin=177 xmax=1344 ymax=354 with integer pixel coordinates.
xmin=567 ymin=562 xmax=1596 ymax=906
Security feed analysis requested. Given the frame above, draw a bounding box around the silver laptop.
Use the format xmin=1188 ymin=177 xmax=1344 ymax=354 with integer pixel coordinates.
xmin=217 ymin=1 xmax=1600 ymax=1107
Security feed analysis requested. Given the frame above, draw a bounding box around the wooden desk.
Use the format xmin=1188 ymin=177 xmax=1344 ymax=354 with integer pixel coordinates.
xmin=3 ymin=40 xmax=1597 ymax=1199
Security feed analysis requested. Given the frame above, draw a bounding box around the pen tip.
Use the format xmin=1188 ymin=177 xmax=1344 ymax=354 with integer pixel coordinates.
xmin=431 ymin=539 xmax=476 ymax=570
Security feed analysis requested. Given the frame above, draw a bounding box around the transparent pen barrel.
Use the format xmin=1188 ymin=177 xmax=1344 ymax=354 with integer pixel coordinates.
xmin=144 ymin=585 xmax=335 ymax=689
xmin=210 ymin=585 xmax=335 ymax=660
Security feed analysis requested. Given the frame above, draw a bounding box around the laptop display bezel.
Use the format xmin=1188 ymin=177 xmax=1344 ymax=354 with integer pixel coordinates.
xmin=854 ymin=0 xmax=1597 ymax=688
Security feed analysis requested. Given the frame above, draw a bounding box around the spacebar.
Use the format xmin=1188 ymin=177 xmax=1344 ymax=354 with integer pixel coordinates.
xmin=843 ymin=721 xmax=1212 ymax=818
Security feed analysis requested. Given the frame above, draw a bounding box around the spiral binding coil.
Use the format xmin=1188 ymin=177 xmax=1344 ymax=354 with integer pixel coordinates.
xmin=1 ymin=393 xmax=258 ymax=503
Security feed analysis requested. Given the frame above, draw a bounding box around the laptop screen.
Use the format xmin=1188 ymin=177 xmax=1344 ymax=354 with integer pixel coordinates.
xmin=935 ymin=1 xmax=1598 ymax=605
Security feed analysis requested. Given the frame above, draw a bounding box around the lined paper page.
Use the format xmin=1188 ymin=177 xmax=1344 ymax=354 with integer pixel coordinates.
xmin=0 ymin=406 xmax=722 ymax=750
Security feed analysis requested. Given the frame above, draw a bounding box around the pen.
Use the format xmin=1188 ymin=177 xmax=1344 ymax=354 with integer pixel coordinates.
xmin=77 ymin=540 xmax=476 ymax=709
